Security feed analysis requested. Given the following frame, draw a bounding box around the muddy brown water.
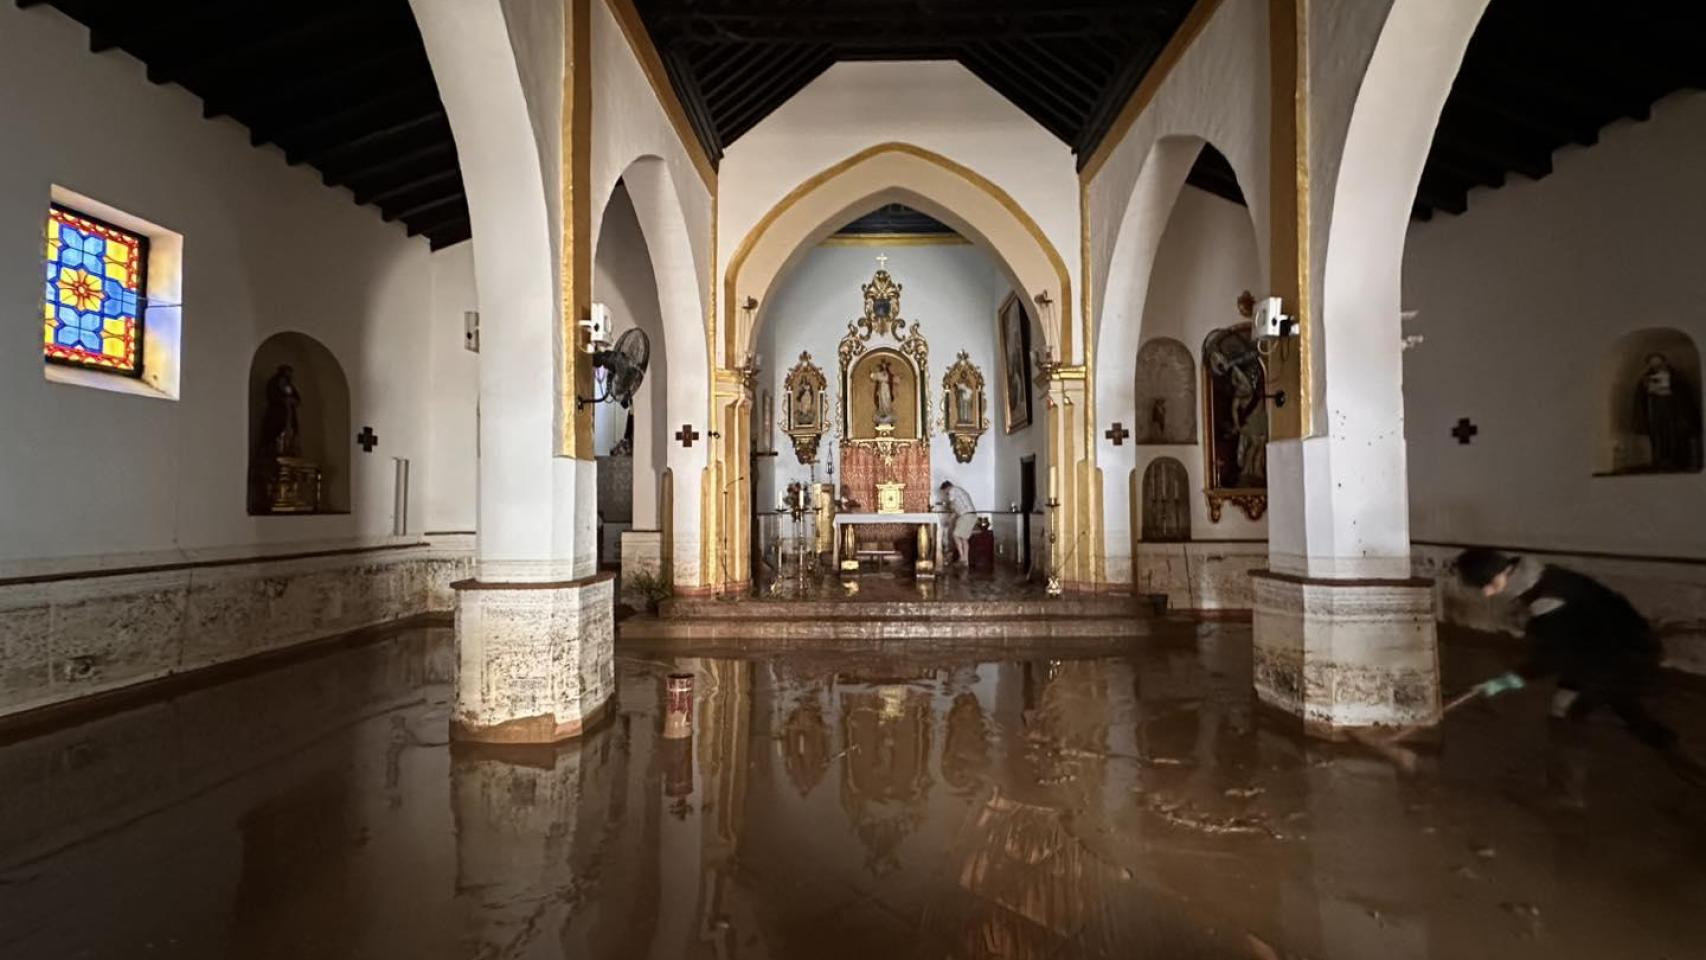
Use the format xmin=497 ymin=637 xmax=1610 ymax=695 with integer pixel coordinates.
xmin=1 ymin=623 xmax=1703 ymax=959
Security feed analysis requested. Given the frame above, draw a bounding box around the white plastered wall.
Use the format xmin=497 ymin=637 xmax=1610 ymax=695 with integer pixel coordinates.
xmin=1086 ymin=0 xmax=1270 ymax=584
xmin=425 ymin=242 xmax=479 ymax=535
xmin=1132 ymin=186 xmax=1267 ymax=544
xmin=756 ymin=243 xmax=1009 ymax=510
xmin=414 ymin=0 xmax=582 ymax=580
xmin=592 ymin=184 xmax=668 ymax=530
xmin=1402 ymin=92 xmax=1706 ymax=559
xmin=719 ymin=61 xmax=1081 ymax=360
xmin=0 ymin=3 xmax=471 ymax=572
xmin=589 ymin=0 xmax=713 ymax=587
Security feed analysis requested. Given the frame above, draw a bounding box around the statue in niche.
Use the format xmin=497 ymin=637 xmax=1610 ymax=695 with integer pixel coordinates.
xmin=955 ymin=381 xmax=974 ymax=425
xmin=258 ymin=365 xmax=302 ymax=457
xmin=871 ymin=359 xmax=898 ymax=427
xmin=251 ymin=363 xmax=321 ymax=514
xmin=793 ymin=381 xmax=818 ymax=428
xmin=1133 ymin=338 xmax=1196 ymax=444
xmin=1634 ymin=353 xmax=1701 ymax=471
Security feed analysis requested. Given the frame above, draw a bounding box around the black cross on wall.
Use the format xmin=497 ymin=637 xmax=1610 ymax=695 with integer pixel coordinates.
xmin=356 ymin=426 xmax=379 ymax=453
xmin=675 ymin=424 xmax=700 ymax=448
xmin=1451 ymin=418 xmax=1478 ymax=445
xmin=1104 ymin=422 xmax=1130 ymax=446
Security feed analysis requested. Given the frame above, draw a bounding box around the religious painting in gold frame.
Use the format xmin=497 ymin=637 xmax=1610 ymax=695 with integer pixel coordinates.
xmin=782 ymin=351 xmax=828 ymax=464
xmin=996 ymin=292 xmax=1033 ymax=433
xmin=1201 ymin=321 xmax=1268 ymax=522
xmin=942 ymin=350 xmax=988 ymax=463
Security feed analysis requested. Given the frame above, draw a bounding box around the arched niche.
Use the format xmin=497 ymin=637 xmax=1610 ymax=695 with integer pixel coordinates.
xmin=1599 ymin=328 xmax=1702 ymax=475
xmin=248 ymin=332 xmax=351 ymax=514
xmin=1140 ymin=457 xmax=1191 ymax=542
xmin=1133 ymin=338 xmax=1197 ymax=444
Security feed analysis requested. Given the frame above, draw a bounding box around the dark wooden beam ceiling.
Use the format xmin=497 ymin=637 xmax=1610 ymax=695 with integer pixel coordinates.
xmin=634 ymin=0 xmax=1198 ymax=167
xmin=1413 ymin=0 xmax=1704 ymax=221
xmin=18 ymin=0 xmax=470 ymax=250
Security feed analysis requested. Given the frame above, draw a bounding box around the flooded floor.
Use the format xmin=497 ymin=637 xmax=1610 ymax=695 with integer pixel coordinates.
xmin=2 ymin=623 xmax=1704 ymax=959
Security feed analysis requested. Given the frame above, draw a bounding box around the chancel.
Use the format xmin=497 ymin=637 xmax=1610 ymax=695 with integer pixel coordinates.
xmin=3 ymin=0 xmax=1705 ymax=957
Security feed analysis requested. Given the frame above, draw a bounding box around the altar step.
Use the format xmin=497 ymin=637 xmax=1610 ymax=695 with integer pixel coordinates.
xmin=657 ymin=596 xmax=1158 ymax=620
xmin=620 ymin=595 xmax=1162 ymax=644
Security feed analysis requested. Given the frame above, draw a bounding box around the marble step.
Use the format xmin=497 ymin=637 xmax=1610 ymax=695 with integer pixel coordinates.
xmin=619 ymin=614 xmax=1153 ymax=643
xmin=656 ymin=597 xmax=1162 ymax=621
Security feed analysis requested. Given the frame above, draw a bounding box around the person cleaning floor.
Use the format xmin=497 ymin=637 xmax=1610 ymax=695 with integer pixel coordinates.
xmin=1455 ymin=547 xmax=1703 ymax=786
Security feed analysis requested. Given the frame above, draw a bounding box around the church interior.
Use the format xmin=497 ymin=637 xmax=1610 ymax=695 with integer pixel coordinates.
xmin=2 ymin=0 xmax=1704 ymax=956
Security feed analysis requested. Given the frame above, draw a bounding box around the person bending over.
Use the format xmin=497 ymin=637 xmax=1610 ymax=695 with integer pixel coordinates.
xmin=1456 ymin=548 xmax=1699 ymax=783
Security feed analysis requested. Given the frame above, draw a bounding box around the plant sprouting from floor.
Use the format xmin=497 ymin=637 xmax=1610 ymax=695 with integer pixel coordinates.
xmin=625 ymin=567 xmax=673 ymax=613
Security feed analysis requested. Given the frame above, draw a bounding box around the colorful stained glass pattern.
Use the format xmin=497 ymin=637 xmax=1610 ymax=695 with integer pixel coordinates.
xmin=43 ymin=206 xmax=147 ymax=375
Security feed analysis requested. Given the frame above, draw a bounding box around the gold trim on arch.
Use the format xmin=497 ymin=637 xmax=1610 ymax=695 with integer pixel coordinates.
xmin=559 ymin=0 xmax=594 ymax=460
xmin=722 ymin=141 xmax=1074 ymax=366
xmin=819 ymin=232 xmax=970 ymax=247
xmin=603 ymin=0 xmax=717 ymax=190
xmin=1079 ymin=0 xmax=1226 ymax=184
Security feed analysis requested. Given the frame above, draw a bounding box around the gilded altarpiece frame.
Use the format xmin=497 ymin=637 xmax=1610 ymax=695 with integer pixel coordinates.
xmin=942 ymin=351 xmax=988 ymax=463
xmin=838 ymin=268 xmax=930 ymax=463
xmin=782 ymin=351 xmax=828 ymax=464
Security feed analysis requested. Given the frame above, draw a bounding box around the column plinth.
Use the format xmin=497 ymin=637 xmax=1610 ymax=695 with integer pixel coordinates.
xmin=1251 ymin=569 xmax=1440 ymax=734
xmin=451 ymin=573 xmax=615 ymax=743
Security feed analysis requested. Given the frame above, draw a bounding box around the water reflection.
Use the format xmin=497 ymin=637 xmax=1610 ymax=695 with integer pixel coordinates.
xmin=1 ymin=627 xmax=1703 ymax=959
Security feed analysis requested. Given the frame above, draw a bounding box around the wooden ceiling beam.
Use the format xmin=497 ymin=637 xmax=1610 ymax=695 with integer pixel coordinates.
xmin=720 ymin=49 xmax=833 ymax=145
xmin=329 ymin=140 xmax=456 ymax=190
xmin=958 ymin=49 xmax=1077 ymax=144
xmin=297 ymin=110 xmax=449 ymax=169
xmin=261 ymin=82 xmax=441 ymax=154
xmin=149 ymin=5 xmax=387 ymax=90
xmin=360 ymin=167 xmax=463 ymax=208
xmin=700 ymin=41 xmax=796 ymax=116
xmin=383 ymin=186 xmax=465 ymax=224
xmin=203 ymin=44 xmax=419 ymax=121
xmin=992 ymin=39 xmax=1096 ymax=115
xmin=408 ymin=206 xmax=472 ymax=239
xmin=1430 ymin=112 xmax=1553 ymax=181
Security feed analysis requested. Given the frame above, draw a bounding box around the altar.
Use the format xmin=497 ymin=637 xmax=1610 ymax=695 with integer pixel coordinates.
xmin=834 ymin=511 xmax=943 ymax=577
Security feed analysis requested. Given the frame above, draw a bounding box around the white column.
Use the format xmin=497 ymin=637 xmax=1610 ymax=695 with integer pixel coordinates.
xmin=413 ymin=0 xmax=612 ymax=743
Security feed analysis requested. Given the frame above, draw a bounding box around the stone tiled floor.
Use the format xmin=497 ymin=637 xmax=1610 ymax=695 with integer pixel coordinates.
xmin=2 ymin=624 xmax=1704 ymax=959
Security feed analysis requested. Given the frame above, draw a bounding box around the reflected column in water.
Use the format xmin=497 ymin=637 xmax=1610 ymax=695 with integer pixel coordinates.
xmin=450 ymin=742 xmax=588 ymax=956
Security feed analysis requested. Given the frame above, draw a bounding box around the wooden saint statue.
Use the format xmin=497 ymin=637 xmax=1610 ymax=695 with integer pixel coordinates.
xmin=1634 ymin=353 xmax=1701 ymax=471
xmin=259 ymin=365 xmax=302 ymax=457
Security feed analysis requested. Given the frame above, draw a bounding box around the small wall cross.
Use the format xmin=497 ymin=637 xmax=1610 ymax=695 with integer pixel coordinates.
xmin=675 ymin=424 xmax=700 ymax=448
xmin=1451 ymin=418 xmax=1478 ymax=445
xmin=1104 ymin=422 xmax=1130 ymax=446
xmin=356 ymin=426 xmax=379 ymax=453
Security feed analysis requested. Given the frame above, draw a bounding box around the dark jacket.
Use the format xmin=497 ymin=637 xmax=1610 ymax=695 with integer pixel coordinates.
xmin=1511 ymin=560 xmax=1661 ymax=691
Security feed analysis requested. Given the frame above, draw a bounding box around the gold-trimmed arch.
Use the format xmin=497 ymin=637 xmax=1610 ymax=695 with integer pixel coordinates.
xmin=722 ymin=141 xmax=1074 ymax=365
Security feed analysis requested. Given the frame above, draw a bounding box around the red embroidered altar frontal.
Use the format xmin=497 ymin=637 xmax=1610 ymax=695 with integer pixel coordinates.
xmin=839 ymin=441 xmax=932 ymax=545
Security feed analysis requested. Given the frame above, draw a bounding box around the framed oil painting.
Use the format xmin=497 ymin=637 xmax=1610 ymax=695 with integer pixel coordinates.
xmin=997 ymin=292 xmax=1033 ymax=433
xmin=1201 ymin=323 xmax=1268 ymax=522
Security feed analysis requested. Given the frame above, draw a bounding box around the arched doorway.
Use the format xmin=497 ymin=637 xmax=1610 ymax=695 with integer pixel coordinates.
xmin=720 ymin=143 xmax=1087 ymax=591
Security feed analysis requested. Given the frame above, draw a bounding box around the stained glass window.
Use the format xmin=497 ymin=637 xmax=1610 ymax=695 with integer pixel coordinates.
xmin=43 ymin=205 xmax=148 ymax=377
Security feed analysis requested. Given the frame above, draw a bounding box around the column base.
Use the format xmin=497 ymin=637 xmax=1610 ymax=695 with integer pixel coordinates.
xmin=451 ymin=573 xmax=615 ymax=743
xmin=619 ymin=530 xmax=663 ymax=577
xmin=1251 ymin=570 xmax=1440 ymax=734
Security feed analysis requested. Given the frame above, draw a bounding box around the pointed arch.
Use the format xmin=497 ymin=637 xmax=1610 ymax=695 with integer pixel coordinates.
xmin=723 ymin=142 xmax=1073 ymax=363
